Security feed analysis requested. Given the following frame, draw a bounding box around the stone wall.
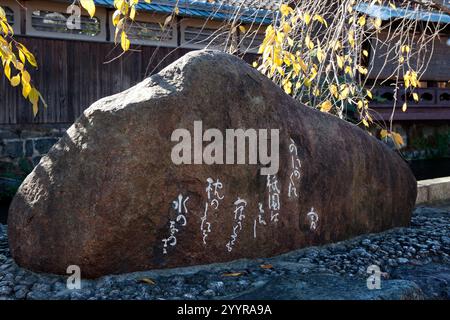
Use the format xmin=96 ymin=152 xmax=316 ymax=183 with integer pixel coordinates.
xmin=0 ymin=125 xmax=67 ymax=178
xmin=1 ymin=120 xmax=449 ymax=179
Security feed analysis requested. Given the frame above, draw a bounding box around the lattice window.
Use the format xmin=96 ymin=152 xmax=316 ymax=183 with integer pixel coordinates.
xmin=126 ymin=20 xmax=174 ymax=43
xmin=31 ymin=10 xmax=101 ymax=37
xmin=181 ymin=21 xmax=231 ymax=50
xmin=25 ymin=2 xmax=106 ymax=41
xmin=4 ymin=6 xmax=14 ymax=25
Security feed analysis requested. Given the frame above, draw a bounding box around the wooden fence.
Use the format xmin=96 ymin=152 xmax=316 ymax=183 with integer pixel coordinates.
xmin=0 ymin=36 xmax=192 ymax=125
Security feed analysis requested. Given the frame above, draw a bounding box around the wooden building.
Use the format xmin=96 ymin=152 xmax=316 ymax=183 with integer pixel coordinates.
xmin=358 ymin=2 xmax=450 ymax=121
xmin=0 ymin=0 xmax=270 ymax=171
xmin=0 ymin=0 xmax=449 ymax=171
xmin=355 ymin=2 xmax=450 ymax=161
xmin=0 ymin=0 xmax=271 ymax=126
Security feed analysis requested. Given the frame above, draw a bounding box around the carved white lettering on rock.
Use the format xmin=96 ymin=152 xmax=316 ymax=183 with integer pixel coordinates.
xmin=267 ymin=175 xmax=281 ymax=223
xmin=307 ymin=207 xmax=319 ymax=231
xmin=253 ymin=202 xmax=267 ymax=239
xmin=162 ymin=194 xmax=189 ymax=254
xmin=288 ymin=138 xmax=302 ymax=198
xmin=226 ymin=198 xmax=247 ymax=252
xmin=201 ymin=178 xmax=224 ymax=244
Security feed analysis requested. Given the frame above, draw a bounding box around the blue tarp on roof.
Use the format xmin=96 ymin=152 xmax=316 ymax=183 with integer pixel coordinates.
xmin=355 ymin=2 xmax=450 ymax=24
xmin=92 ymin=0 xmax=276 ymax=24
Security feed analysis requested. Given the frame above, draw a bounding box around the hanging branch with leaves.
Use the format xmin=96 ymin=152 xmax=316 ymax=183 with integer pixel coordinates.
xmin=0 ymin=6 xmax=45 ymax=116
xmin=250 ymin=0 xmax=448 ymax=147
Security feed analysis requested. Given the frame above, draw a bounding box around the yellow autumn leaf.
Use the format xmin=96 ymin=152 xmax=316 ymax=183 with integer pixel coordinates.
xmin=412 ymin=92 xmax=419 ymax=102
xmin=336 ymin=55 xmax=344 ymax=69
xmin=347 ymin=4 xmax=353 ymax=13
xmin=401 ymin=45 xmax=410 ymax=54
xmin=357 ymin=65 xmax=368 ymax=75
xmin=344 ymin=65 xmax=353 ymax=77
xmin=4 ymin=60 xmax=11 ymax=80
xmin=0 ymin=7 xmax=5 ymax=20
xmin=297 ymin=57 xmax=307 ymax=72
xmin=313 ymin=14 xmax=328 ymax=27
xmin=358 ymin=15 xmax=366 ymax=26
xmin=29 ymin=86 xmax=39 ymax=105
xmin=0 ymin=21 xmax=10 ymax=35
xmin=164 ymin=15 xmax=173 ymax=28
xmin=283 ymin=23 xmax=292 ymax=34
xmin=348 ymin=31 xmax=355 ymax=48
xmin=320 ymin=100 xmax=333 ymax=112
xmin=21 ymin=70 xmax=31 ymax=83
xmin=380 ymin=129 xmax=389 ymax=139
xmin=283 ymin=80 xmax=292 ymax=94
xmin=317 ymin=47 xmax=325 ymax=63
xmin=404 ymin=73 xmax=411 ymax=88
xmin=283 ymin=55 xmax=291 ymax=67
xmin=349 ymin=85 xmax=356 ymax=95
xmin=222 ymin=272 xmax=244 ymax=277
xmin=80 ymin=0 xmax=96 ymax=18
xmin=335 ymin=40 xmax=342 ymax=51
xmin=10 ymin=74 xmax=20 ymax=87
xmin=239 ymin=25 xmax=246 ymax=33
xmin=139 ymin=278 xmax=156 ymax=285
xmin=308 ymin=67 xmax=318 ymax=81
xmin=25 ymin=52 xmax=37 ymax=68
xmin=121 ymin=31 xmax=130 ymax=51
xmin=305 ymin=35 xmax=314 ymax=50
xmin=130 ymin=6 xmax=136 ymax=20
xmin=357 ymin=100 xmax=364 ymax=110
xmin=287 ymin=36 xmax=294 ymax=47
xmin=112 ymin=10 xmax=121 ymax=26
xmin=18 ymin=49 xmax=26 ymax=64
xmin=29 ymin=87 xmax=39 ymax=116
xmin=14 ymin=61 xmax=24 ymax=72
xmin=304 ymin=13 xmax=311 ymax=25
xmin=373 ymin=18 xmax=382 ymax=29
xmin=392 ymin=132 xmax=404 ymax=146
xmin=410 ymin=71 xmax=419 ymax=88
xmin=339 ymin=86 xmax=350 ymax=100
xmin=329 ymin=84 xmax=338 ymax=98
xmin=363 ymin=49 xmax=369 ymax=57
xmin=280 ymin=4 xmax=293 ymax=16
xmin=22 ymin=81 xmax=31 ymax=98
xmin=18 ymin=44 xmax=38 ymax=67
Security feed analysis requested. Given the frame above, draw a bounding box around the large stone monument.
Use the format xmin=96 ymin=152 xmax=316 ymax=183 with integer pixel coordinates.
xmin=8 ymin=50 xmax=417 ymax=278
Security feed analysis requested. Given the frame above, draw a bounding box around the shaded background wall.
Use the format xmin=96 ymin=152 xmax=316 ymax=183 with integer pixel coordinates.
xmin=0 ymin=36 xmax=191 ymax=125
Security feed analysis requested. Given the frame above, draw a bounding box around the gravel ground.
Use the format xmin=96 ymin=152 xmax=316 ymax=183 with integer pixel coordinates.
xmin=0 ymin=204 xmax=449 ymax=300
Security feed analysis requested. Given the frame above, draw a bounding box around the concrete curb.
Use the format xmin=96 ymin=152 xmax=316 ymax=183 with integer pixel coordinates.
xmin=416 ymin=177 xmax=450 ymax=205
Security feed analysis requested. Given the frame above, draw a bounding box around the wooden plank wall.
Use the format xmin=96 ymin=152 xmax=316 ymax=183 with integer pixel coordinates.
xmin=0 ymin=36 xmax=191 ymax=125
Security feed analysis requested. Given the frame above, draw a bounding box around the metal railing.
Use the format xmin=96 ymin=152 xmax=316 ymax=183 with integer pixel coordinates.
xmin=370 ymin=87 xmax=450 ymax=108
